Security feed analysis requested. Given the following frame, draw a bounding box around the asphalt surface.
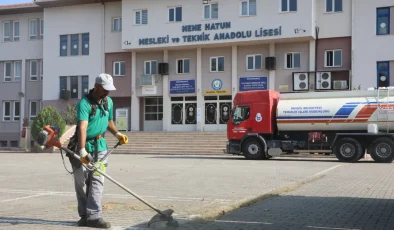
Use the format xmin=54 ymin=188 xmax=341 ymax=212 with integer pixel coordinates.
xmin=0 ymin=152 xmax=392 ymax=230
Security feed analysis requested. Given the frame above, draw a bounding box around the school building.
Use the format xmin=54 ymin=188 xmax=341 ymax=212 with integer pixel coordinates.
xmin=0 ymin=0 xmax=393 ymax=147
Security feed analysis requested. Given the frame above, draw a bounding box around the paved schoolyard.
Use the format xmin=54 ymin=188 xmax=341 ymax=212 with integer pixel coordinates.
xmin=0 ymin=152 xmax=392 ymax=230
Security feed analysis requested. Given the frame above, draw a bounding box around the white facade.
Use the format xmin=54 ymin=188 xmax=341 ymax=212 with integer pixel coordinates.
xmin=2 ymin=0 xmax=393 ymax=140
xmin=352 ymin=0 xmax=394 ymax=89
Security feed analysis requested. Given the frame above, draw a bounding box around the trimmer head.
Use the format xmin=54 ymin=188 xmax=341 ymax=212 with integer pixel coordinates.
xmin=148 ymin=209 xmax=179 ymax=228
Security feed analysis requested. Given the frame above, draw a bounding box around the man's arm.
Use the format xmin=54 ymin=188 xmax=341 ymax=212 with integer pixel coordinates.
xmin=78 ymin=120 xmax=88 ymax=150
xmin=107 ymin=120 xmax=118 ymax=136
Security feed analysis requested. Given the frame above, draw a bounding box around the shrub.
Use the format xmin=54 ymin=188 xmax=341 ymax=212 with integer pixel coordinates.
xmin=31 ymin=106 xmax=66 ymax=140
xmin=62 ymin=103 xmax=77 ymax=125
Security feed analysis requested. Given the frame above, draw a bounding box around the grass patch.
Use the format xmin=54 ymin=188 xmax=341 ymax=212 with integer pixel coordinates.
xmin=187 ymin=174 xmax=325 ymax=225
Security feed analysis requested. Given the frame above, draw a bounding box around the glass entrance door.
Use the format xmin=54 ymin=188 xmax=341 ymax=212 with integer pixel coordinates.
xmin=143 ymin=96 xmax=163 ymax=131
xmin=170 ymin=96 xmax=197 ymax=131
xmin=204 ymin=95 xmax=232 ymax=131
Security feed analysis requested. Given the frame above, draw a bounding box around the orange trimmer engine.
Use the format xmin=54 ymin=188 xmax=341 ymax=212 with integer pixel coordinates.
xmin=36 ymin=125 xmax=62 ymax=149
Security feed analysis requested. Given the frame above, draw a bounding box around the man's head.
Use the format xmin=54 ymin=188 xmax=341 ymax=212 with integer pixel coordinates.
xmin=94 ymin=73 xmax=116 ymax=99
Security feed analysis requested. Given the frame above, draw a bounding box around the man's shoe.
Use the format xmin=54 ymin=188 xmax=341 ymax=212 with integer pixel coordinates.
xmin=87 ymin=218 xmax=111 ymax=229
xmin=77 ymin=217 xmax=87 ymax=226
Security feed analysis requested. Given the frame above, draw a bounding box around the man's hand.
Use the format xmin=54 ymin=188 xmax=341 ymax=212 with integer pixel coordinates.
xmin=115 ymin=132 xmax=128 ymax=145
xmin=79 ymin=148 xmax=93 ymax=164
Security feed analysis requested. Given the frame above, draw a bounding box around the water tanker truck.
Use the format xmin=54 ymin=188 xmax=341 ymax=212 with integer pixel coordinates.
xmin=225 ymin=88 xmax=394 ymax=163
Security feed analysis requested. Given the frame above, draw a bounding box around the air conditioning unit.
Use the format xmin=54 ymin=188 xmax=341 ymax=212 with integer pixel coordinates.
xmin=316 ymin=72 xmax=331 ymax=90
xmin=293 ymin=72 xmax=309 ymax=91
xmin=333 ymin=80 xmax=348 ymax=90
xmin=140 ymin=75 xmax=155 ymax=86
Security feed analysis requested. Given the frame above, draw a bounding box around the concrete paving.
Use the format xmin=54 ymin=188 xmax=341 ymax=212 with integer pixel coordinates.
xmin=0 ymin=152 xmax=391 ymax=230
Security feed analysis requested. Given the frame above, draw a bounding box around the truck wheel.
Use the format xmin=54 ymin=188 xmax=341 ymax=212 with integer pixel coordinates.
xmin=242 ymin=138 xmax=265 ymax=160
xmin=368 ymin=137 xmax=394 ymax=163
xmin=333 ymin=137 xmax=363 ymax=163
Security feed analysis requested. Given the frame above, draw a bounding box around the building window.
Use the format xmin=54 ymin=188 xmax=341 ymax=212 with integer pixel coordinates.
xmin=60 ymin=35 xmax=68 ymax=56
xmin=29 ymin=19 xmax=37 ymax=40
xmin=71 ymin=34 xmax=79 ymax=56
xmin=210 ymin=57 xmax=224 ymax=72
xmin=70 ymin=76 xmax=79 ymax=99
xmin=376 ymin=7 xmax=390 ymax=35
xmin=246 ymin=54 xmax=262 ymax=70
xmin=285 ymin=52 xmax=300 ymax=69
xmin=325 ymin=49 xmax=342 ymax=67
xmin=281 ymin=0 xmax=297 ymax=12
xmin=13 ymin=101 xmax=20 ymax=121
xmin=135 ymin=9 xmax=148 ymax=25
xmin=169 ymin=6 xmax=182 ymax=22
xmin=82 ymin=33 xmax=89 ymax=55
xmin=14 ymin=61 xmax=21 ymax=82
xmin=60 ymin=33 xmax=89 ymax=56
xmin=13 ymin=21 xmax=19 ymax=41
xmin=40 ymin=19 xmax=44 ymax=37
xmin=30 ymin=60 xmax=38 ymax=81
xmin=326 ymin=0 xmax=342 ymax=12
xmin=3 ymin=21 xmax=10 ymax=42
xmin=113 ymin=17 xmax=122 ymax=32
xmin=113 ymin=61 xmax=126 ymax=76
xmin=29 ymin=101 xmax=37 ymax=121
xmin=81 ymin=75 xmax=89 ymax=95
xmin=3 ymin=101 xmax=11 ymax=121
xmin=59 ymin=76 xmax=67 ymax=98
xmin=241 ymin=0 xmax=256 ymax=16
xmin=4 ymin=62 xmax=12 ymax=82
xmin=204 ymin=3 xmax=218 ymax=19
xmin=144 ymin=60 xmax=157 ymax=75
xmin=377 ymin=61 xmax=390 ymax=88
xmin=40 ymin=60 xmax=43 ymax=80
xmin=145 ymin=97 xmax=163 ymax=121
xmin=176 ymin=59 xmax=190 ymax=74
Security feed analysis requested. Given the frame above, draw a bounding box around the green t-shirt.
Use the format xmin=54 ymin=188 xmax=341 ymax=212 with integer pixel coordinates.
xmin=76 ymin=96 xmax=114 ymax=153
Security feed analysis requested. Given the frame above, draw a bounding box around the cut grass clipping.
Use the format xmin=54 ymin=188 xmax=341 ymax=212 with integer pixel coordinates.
xmin=189 ymin=174 xmax=325 ymax=224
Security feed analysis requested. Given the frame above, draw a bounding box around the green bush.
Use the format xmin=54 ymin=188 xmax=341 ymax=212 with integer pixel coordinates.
xmin=31 ymin=106 xmax=66 ymax=140
xmin=62 ymin=104 xmax=77 ymax=125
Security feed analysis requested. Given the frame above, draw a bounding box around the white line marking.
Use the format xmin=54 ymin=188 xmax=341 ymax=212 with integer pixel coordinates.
xmin=0 ymin=188 xmax=232 ymax=202
xmin=214 ymin=220 xmax=272 ymax=225
xmin=306 ymin=226 xmax=360 ymax=230
xmin=312 ymin=164 xmax=342 ymax=177
xmin=0 ymin=193 xmax=53 ymax=203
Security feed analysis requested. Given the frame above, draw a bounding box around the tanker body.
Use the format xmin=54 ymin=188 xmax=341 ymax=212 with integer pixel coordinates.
xmin=226 ymin=88 xmax=394 ymax=163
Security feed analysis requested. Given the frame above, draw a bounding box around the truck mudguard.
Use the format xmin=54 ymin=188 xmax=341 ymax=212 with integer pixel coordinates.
xmin=241 ymin=133 xmax=268 ymax=153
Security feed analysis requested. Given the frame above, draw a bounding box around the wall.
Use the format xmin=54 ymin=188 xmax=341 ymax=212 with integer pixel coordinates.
xmin=237 ymin=44 xmax=270 ymax=90
xmin=168 ymin=49 xmax=197 ymax=96
xmin=352 ymin=0 xmax=394 ymax=89
xmin=201 ymin=46 xmax=232 ymax=93
xmin=275 ymin=41 xmax=310 ymax=92
xmin=104 ymin=1 xmax=123 ymax=53
xmin=315 ymin=0 xmax=352 ymax=38
xmin=316 ymin=37 xmax=351 ymax=71
xmin=105 ymin=52 xmax=132 ymax=97
xmin=122 ymin=0 xmax=314 ymax=50
xmin=42 ymin=3 xmax=104 ymax=101
xmin=135 ymin=51 xmax=163 ymax=96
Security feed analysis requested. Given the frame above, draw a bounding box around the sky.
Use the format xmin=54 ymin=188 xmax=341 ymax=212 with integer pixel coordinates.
xmin=0 ymin=0 xmax=33 ymax=5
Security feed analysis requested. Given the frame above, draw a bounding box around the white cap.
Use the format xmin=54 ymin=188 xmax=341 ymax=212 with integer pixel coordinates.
xmin=95 ymin=73 xmax=116 ymax=91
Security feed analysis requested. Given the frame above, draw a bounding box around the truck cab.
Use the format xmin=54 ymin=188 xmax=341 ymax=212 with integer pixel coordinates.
xmin=226 ymin=90 xmax=293 ymax=159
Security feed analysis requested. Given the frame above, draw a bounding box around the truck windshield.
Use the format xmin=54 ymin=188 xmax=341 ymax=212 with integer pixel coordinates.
xmin=232 ymin=106 xmax=250 ymax=123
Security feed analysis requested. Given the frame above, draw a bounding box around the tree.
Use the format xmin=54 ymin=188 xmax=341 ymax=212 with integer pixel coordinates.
xmin=31 ymin=106 xmax=66 ymax=140
xmin=62 ymin=103 xmax=77 ymax=125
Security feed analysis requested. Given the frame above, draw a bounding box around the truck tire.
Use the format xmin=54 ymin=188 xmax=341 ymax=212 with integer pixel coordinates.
xmin=242 ymin=137 xmax=265 ymax=160
xmin=333 ymin=137 xmax=363 ymax=163
xmin=367 ymin=137 xmax=394 ymax=163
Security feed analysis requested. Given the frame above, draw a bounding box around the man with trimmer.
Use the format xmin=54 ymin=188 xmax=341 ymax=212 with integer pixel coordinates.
xmin=68 ymin=73 xmax=128 ymax=228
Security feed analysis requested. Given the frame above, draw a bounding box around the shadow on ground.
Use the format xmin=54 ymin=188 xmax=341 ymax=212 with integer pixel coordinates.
xmin=130 ymin=195 xmax=394 ymax=230
xmin=0 ymin=217 xmax=76 ymax=227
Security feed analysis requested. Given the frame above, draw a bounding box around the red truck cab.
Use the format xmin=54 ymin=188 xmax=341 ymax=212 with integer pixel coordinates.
xmin=226 ymin=90 xmax=293 ymax=159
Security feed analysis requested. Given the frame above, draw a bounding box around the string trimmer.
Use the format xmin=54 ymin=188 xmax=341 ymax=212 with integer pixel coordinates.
xmin=35 ymin=125 xmax=179 ymax=228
